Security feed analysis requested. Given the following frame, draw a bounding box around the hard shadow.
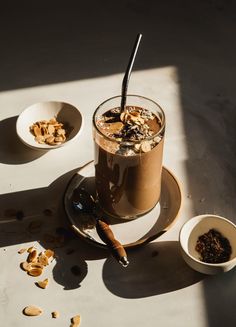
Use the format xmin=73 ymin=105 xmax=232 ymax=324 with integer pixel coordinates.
xmin=0 ymin=167 xmax=107 ymax=290
xmin=102 ymin=241 xmax=203 ymax=298
xmin=0 ymin=116 xmax=46 ymax=164
xmin=202 ymin=269 xmax=236 ymax=326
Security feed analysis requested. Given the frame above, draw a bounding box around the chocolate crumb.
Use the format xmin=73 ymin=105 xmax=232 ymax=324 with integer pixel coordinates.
xmin=195 ymin=228 xmax=232 ymax=263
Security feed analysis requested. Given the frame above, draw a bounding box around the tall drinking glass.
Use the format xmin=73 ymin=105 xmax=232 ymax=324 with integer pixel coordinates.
xmin=93 ymin=95 xmax=165 ymax=220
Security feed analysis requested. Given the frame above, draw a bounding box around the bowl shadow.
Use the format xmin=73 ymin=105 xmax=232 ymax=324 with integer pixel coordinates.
xmin=102 ymin=241 xmax=204 ymax=298
xmin=0 ymin=116 xmax=46 ymax=164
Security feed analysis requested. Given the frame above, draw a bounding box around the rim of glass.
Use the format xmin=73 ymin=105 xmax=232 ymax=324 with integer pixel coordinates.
xmin=92 ymin=94 xmax=166 ymax=143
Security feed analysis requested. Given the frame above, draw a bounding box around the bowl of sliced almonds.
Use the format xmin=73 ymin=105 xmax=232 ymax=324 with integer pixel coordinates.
xmin=16 ymin=101 xmax=83 ymax=150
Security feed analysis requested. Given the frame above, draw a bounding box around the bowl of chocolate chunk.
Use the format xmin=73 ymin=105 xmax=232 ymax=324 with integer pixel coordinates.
xmin=179 ymin=214 xmax=236 ymax=274
xmin=16 ymin=101 xmax=83 ymax=150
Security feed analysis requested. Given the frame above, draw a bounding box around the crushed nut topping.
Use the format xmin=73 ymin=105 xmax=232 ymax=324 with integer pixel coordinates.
xmin=30 ymin=118 xmax=67 ymax=145
xmin=96 ymin=106 xmax=164 ymax=155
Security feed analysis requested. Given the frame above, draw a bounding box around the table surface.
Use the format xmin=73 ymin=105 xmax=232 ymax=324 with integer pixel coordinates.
xmin=1 ymin=2 xmax=236 ymax=327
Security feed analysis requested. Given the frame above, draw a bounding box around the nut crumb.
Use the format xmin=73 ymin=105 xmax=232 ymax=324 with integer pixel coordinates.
xmin=36 ymin=278 xmax=49 ymax=289
xmin=71 ymin=314 xmax=81 ymax=326
xmin=18 ymin=248 xmax=27 ymax=254
xmin=52 ymin=311 xmax=59 ymax=318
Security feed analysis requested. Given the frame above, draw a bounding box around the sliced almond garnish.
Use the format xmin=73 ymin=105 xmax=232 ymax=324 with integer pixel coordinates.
xmin=52 ymin=311 xmax=59 ymax=318
xmin=154 ymin=135 xmax=162 ymax=143
xmin=44 ymin=249 xmax=54 ymax=259
xmin=36 ymin=278 xmax=49 ymax=289
xmin=23 ymin=305 xmax=42 ymax=316
xmin=108 ymin=122 xmax=123 ymax=133
xmin=141 ymin=141 xmax=152 ymax=153
xmin=38 ymin=253 xmax=49 ymax=266
xmin=18 ymin=248 xmax=27 ymax=254
xmin=27 ymin=249 xmax=38 ymax=263
xmin=28 ymin=267 xmax=43 ymax=277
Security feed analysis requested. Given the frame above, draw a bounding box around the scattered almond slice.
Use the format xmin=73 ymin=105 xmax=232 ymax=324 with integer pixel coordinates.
xmin=27 ymin=249 xmax=38 ymax=263
xmin=36 ymin=278 xmax=49 ymax=289
xmin=44 ymin=249 xmax=54 ymax=259
xmin=23 ymin=305 xmax=42 ymax=316
xmin=27 ymin=246 xmax=35 ymax=253
xmin=72 ymin=315 xmax=81 ymax=325
xmin=38 ymin=252 xmax=49 ymax=266
xmin=19 ymin=246 xmax=55 ymax=282
xmin=18 ymin=248 xmax=27 ymax=254
xmin=52 ymin=311 xmax=59 ymax=318
xmin=31 ymin=262 xmax=44 ymax=269
xmin=28 ymin=267 xmax=43 ymax=277
xmin=20 ymin=262 xmax=31 ymax=272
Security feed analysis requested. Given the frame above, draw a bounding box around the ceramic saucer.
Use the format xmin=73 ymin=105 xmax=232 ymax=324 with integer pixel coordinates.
xmin=64 ymin=161 xmax=182 ymax=248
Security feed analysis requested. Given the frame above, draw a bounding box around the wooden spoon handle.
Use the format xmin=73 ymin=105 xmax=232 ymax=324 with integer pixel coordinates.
xmin=96 ymin=219 xmax=129 ymax=267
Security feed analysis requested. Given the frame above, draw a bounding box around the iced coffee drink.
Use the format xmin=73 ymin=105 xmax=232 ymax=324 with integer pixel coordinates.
xmin=93 ymin=95 xmax=165 ymax=219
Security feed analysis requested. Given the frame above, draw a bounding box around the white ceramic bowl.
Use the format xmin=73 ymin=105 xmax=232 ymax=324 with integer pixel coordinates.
xmin=16 ymin=101 xmax=83 ymax=150
xmin=179 ymin=214 xmax=236 ymax=275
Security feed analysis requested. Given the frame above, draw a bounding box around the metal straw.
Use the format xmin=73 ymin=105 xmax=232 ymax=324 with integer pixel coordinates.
xmin=120 ymin=33 xmax=142 ymax=113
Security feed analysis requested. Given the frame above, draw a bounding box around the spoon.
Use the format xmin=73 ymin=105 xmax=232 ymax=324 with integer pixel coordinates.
xmin=72 ymin=188 xmax=129 ymax=267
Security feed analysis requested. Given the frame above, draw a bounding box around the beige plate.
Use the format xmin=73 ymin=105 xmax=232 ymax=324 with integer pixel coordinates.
xmin=64 ymin=161 xmax=182 ymax=248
